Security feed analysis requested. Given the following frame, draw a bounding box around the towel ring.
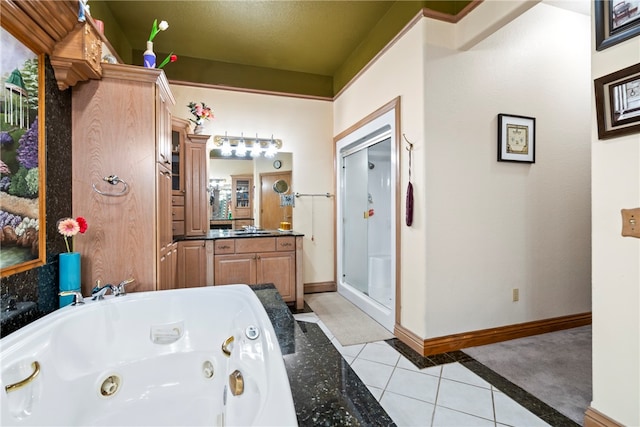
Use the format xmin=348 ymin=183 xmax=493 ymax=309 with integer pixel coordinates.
xmin=92 ymin=175 xmax=129 ymax=197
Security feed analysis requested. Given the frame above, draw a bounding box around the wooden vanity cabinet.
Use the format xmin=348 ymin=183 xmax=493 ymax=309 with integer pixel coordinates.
xmin=214 ymin=236 xmax=302 ymax=306
xmin=72 ymin=64 xmax=175 ymax=295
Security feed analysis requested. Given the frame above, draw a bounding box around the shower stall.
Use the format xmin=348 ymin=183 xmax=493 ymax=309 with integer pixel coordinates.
xmin=336 ymin=108 xmax=397 ymax=332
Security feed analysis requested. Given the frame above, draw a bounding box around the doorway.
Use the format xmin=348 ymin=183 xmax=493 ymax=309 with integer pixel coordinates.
xmin=260 ymin=171 xmax=292 ymax=229
xmin=336 ymin=105 xmax=398 ymax=332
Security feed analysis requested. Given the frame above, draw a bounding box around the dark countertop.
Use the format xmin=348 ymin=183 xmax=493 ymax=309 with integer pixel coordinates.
xmin=251 ymin=284 xmax=395 ymax=427
xmin=182 ymin=229 xmax=304 ymax=241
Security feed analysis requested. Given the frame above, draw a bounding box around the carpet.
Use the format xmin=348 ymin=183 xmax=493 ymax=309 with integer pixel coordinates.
xmin=304 ymin=292 xmax=394 ymax=346
xmin=463 ymin=325 xmax=592 ymax=425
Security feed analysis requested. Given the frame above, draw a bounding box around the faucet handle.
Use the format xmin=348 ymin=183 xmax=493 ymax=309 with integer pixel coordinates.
xmin=91 ymin=279 xmax=102 ymax=294
xmin=115 ymin=278 xmax=135 ymax=296
xmin=59 ymin=290 xmax=85 ymax=305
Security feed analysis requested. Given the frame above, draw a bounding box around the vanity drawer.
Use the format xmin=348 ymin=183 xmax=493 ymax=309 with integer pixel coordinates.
xmin=172 ymin=221 xmax=184 ymax=236
xmin=172 ymin=206 xmax=184 ymax=221
xmin=214 ymin=239 xmax=235 ymax=254
xmin=172 ymin=195 xmax=184 ymax=206
xmin=276 ymin=237 xmax=295 ymax=251
xmin=235 ymin=237 xmax=275 ymax=253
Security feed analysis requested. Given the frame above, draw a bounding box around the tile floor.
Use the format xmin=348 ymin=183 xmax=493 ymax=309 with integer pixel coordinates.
xmin=293 ymin=311 xmax=552 ymax=427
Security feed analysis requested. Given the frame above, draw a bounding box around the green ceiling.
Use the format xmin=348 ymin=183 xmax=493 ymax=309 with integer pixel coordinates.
xmin=90 ymin=1 xmax=472 ymax=98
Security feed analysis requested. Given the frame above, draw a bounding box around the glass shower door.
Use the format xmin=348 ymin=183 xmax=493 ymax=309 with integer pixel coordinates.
xmin=342 ymin=149 xmax=369 ymax=295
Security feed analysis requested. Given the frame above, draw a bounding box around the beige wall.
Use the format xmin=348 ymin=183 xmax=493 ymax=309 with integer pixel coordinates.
xmin=335 ymin=2 xmax=591 ymax=339
xmin=590 ymin=6 xmax=640 ymax=425
xmin=423 ymin=3 xmax=591 ymax=337
xmin=334 ymin=18 xmax=428 ymax=336
xmin=169 ymin=85 xmax=335 ymax=286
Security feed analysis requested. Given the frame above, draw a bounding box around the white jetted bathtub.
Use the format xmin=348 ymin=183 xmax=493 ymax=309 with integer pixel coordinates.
xmin=0 ymin=285 xmax=297 ymax=426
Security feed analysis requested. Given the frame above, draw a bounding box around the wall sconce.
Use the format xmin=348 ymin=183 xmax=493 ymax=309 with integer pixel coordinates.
xmin=213 ymin=133 xmax=282 ymax=158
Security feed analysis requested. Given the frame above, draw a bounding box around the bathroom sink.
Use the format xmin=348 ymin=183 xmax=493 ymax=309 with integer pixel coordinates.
xmin=234 ymin=230 xmax=279 ymax=236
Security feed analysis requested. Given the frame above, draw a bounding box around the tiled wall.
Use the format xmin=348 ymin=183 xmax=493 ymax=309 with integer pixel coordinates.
xmin=1 ymin=56 xmax=72 ymax=337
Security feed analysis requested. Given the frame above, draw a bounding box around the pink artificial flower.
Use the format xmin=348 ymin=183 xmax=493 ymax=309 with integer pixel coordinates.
xmin=58 ymin=218 xmax=79 ymax=237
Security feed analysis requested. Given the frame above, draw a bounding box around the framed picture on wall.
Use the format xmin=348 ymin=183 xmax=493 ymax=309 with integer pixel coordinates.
xmin=594 ymin=62 xmax=640 ymax=140
xmin=497 ymin=114 xmax=536 ymax=163
xmin=595 ymin=0 xmax=640 ymax=51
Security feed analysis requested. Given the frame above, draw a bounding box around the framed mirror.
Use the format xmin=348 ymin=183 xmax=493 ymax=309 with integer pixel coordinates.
xmin=0 ymin=26 xmax=46 ymax=276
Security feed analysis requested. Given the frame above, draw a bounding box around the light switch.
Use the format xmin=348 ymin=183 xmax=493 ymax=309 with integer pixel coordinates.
xmin=621 ymin=208 xmax=640 ymax=238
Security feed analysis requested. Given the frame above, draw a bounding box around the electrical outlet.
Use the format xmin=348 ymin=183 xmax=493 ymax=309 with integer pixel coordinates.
xmin=512 ymin=288 xmax=519 ymax=302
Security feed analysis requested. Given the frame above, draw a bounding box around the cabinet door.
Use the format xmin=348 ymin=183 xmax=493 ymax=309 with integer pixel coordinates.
xmin=177 ymin=240 xmax=207 ymax=288
xmin=156 ymin=84 xmax=172 ymax=167
xmin=257 ymin=252 xmax=295 ymax=302
xmin=171 ymin=128 xmax=184 ymax=194
xmin=170 ymin=242 xmax=178 ymax=289
xmin=184 ymin=137 xmax=209 ymax=236
xmin=231 ymin=175 xmax=253 ymax=219
xmin=158 ymin=246 xmax=171 ymax=291
xmin=158 ymin=165 xmax=173 ymax=252
xmin=214 ymin=254 xmax=256 ymax=285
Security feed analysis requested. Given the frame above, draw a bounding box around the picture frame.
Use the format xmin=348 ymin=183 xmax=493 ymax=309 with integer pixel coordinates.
xmin=594 ymin=62 xmax=640 ymax=140
xmin=497 ymin=114 xmax=536 ymax=163
xmin=0 ymin=26 xmax=47 ymax=276
xmin=595 ymin=0 xmax=640 ymax=51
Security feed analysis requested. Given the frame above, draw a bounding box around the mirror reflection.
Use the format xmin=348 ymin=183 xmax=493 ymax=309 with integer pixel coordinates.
xmin=209 ymin=151 xmax=292 ymax=230
xmin=273 ymin=179 xmax=289 ymax=194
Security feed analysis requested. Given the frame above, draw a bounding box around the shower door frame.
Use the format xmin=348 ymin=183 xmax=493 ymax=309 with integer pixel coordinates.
xmin=335 ymin=98 xmax=401 ymax=333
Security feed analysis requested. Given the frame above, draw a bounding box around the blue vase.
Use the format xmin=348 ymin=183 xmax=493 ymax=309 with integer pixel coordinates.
xmin=59 ymin=252 xmax=81 ymax=307
xmin=143 ymin=41 xmax=156 ymax=68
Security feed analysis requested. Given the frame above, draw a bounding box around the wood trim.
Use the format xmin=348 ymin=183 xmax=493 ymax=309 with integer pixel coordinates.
xmin=584 ymin=407 xmax=625 ymax=427
xmin=417 ymin=312 xmax=591 ymax=356
xmin=304 ymin=282 xmax=336 ymax=294
xmin=332 ymin=97 xmax=402 ymax=327
xmin=423 ymin=1 xmax=484 ymax=24
xmin=169 ymin=79 xmax=333 ymax=102
xmin=394 ymin=323 xmax=425 ymax=355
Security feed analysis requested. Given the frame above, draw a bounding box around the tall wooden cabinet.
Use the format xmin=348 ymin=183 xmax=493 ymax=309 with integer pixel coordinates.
xmin=184 ymin=134 xmax=209 ymax=236
xmin=72 ymin=64 xmax=176 ymax=295
xmin=171 ymin=118 xmax=209 ymax=237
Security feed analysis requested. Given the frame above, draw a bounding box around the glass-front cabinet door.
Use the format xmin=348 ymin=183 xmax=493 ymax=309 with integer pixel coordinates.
xmin=231 ymin=175 xmax=253 ymax=219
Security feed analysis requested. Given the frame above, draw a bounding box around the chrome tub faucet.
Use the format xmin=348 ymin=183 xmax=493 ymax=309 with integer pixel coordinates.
xmin=91 ymin=278 xmax=135 ymax=300
xmin=114 ymin=278 xmax=135 ymax=296
xmin=91 ymin=281 xmax=116 ymax=300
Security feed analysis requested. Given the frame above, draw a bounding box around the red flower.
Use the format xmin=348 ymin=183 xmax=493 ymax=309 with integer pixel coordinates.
xmin=76 ymin=216 xmax=88 ymax=234
xmin=170 ymin=54 xmax=178 ymax=63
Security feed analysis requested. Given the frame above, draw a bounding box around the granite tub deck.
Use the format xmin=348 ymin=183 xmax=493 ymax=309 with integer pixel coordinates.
xmin=252 ymin=284 xmax=395 ymax=426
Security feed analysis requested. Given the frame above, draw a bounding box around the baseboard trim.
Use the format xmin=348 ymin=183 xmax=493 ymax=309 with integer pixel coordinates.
xmin=401 ymin=312 xmax=591 ymax=356
xmin=394 ymin=323 xmax=425 ymax=355
xmin=584 ymin=406 xmax=624 ymax=427
xmin=304 ymin=282 xmax=336 ymax=294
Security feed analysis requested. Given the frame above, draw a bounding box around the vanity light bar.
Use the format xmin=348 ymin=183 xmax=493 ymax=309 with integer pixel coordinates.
xmin=213 ymin=135 xmax=283 ymax=151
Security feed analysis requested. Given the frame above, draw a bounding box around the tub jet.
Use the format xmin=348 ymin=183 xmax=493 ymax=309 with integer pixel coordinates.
xmin=100 ymin=375 xmax=121 ymax=397
xmin=202 ymin=360 xmax=215 ymax=379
